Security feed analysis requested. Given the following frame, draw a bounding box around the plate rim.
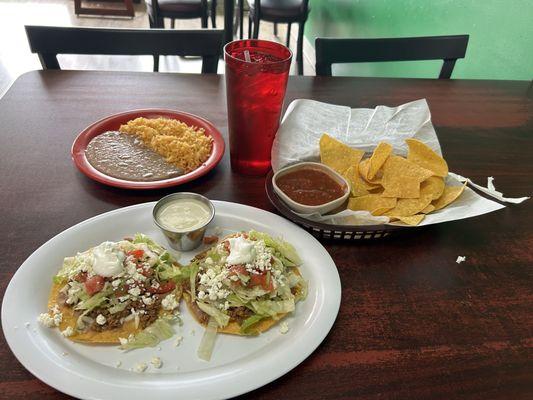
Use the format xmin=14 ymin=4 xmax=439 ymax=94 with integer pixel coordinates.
xmin=71 ymin=108 xmax=225 ymax=190
xmin=2 ymin=201 xmax=341 ymax=400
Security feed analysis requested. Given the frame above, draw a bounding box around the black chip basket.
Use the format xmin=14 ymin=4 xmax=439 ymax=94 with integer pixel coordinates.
xmin=265 ymin=170 xmax=407 ymax=240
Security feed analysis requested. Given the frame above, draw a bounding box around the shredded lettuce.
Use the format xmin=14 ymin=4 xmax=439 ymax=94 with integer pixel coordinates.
xmin=156 ymin=263 xmax=181 ymax=281
xmin=233 ymin=285 xmax=271 ymax=301
xmin=240 ymin=314 xmax=267 ymax=334
xmin=133 ymin=233 xmax=164 ymax=254
xmin=189 ymin=262 xmax=199 ymax=302
xmin=197 ymin=317 xmax=218 ymax=361
xmin=108 ymin=302 xmax=128 ymax=314
xmin=249 ymin=299 xmax=295 ymax=317
xmin=120 ymin=318 xmax=175 ymax=350
xmin=74 ymin=289 xmax=111 ymax=311
xmin=249 ymin=230 xmax=301 ymax=266
xmin=226 ymin=293 xmax=246 ymax=307
xmin=196 ymin=302 xmax=230 ymax=328
xmin=56 ymin=256 xmax=79 ymax=278
xmin=53 ymin=275 xmax=66 ymax=284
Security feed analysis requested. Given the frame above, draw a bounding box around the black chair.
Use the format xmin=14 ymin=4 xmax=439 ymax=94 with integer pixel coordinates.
xmin=315 ymin=35 xmax=469 ymax=79
xmin=243 ymin=0 xmax=310 ymax=75
xmin=25 ymin=25 xmax=223 ymax=74
xmin=146 ymin=0 xmax=217 ymax=29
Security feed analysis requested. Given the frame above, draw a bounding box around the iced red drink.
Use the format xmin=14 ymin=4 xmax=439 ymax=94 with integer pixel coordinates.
xmin=224 ymin=40 xmax=292 ymax=175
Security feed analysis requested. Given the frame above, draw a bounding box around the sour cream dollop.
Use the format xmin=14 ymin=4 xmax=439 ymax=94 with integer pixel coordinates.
xmin=226 ymin=237 xmax=255 ymax=265
xmin=92 ymin=241 xmax=125 ymax=277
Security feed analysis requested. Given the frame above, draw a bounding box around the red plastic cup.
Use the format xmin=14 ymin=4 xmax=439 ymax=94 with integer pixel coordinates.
xmin=224 ymin=40 xmax=292 ymax=176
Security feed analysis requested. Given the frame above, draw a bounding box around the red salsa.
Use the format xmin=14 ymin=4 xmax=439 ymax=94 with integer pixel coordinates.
xmin=276 ymin=168 xmax=345 ymax=206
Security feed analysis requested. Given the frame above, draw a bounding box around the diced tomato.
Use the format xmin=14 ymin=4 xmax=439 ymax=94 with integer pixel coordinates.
xmin=250 ymin=272 xmax=274 ymax=292
xmin=228 ymin=265 xmax=247 ymax=276
xmin=147 ymin=280 xmax=176 ymax=294
xmin=74 ymin=272 xmax=87 ymax=283
xmin=127 ymin=249 xmax=144 ymax=259
xmin=84 ymin=275 xmax=105 ymax=295
xmin=227 ymin=265 xmax=248 ymax=287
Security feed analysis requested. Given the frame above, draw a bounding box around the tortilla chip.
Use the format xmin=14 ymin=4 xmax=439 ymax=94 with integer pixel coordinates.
xmin=384 ymin=194 xmax=433 ymax=217
xmin=383 ymin=155 xmax=435 ymax=182
xmin=343 ymin=164 xmax=370 ymax=197
xmin=380 ymin=155 xmax=433 ymax=198
xmin=390 ymin=214 xmax=426 ymax=225
xmin=319 ymin=134 xmax=364 ymax=174
xmin=406 ymin=138 xmax=448 ymax=177
xmin=420 ymin=176 xmax=445 ymax=200
xmin=381 ymin=176 xmax=420 ymax=199
xmin=359 ymin=159 xmax=383 ymax=185
xmin=432 ymin=183 xmax=467 ymax=211
xmin=348 ymin=194 xmax=397 ymax=215
xmin=367 ymin=142 xmax=392 ymax=180
xmin=420 ymin=204 xmax=435 ymax=214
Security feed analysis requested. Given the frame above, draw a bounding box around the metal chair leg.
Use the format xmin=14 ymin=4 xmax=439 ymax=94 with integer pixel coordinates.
xmin=239 ymin=0 xmax=244 ymax=39
xmin=153 ymin=55 xmax=159 ymax=72
xmin=252 ymin=13 xmax=259 ymax=38
xmin=274 ymin=22 xmax=278 ymax=36
xmin=201 ymin=13 xmax=208 ymax=28
xmin=286 ymin=23 xmax=291 ymax=47
xmin=170 ymin=19 xmax=175 ymax=29
xmin=211 ymin=0 xmax=217 ymax=28
xmin=297 ymin=21 xmax=304 ymax=75
xmin=248 ymin=13 xmax=252 ymax=39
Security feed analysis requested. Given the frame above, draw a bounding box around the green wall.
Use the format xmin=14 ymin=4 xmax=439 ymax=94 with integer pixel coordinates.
xmin=305 ymin=0 xmax=533 ymax=80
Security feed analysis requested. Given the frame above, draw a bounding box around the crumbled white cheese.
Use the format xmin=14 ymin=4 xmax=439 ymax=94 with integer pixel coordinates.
xmin=205 ymin=257 xmax=214 ymax=265
xmin=61 ymin=326 xmax=74 ymax=337
xmin=37 ymin=309 xmax=62 ymax=328
xmin=133 ymin=362 xmax=147 ymax=373
xmin=151 ymin=356 xmax=163 ymax=369
xmin=96 ymin=314 xmax=107 ymax=325
xmin=112 ymin=279 xmax=122 ymax=288
xmin=128 ymin=287 xmax=141 ymax=297
xmin=456 ymin=256 xmax=466 ymax=264
xmin=173 ymin=336 xmax=183 ymax=347
xmin=198 ymin=269 xmax=230 ymax=301
xmin=279 ymin=322 xmax=289 ymax=334
xmin=142 ymin=295 xmax=154 ymax=306
xmin=119 ymin=337 xmax=128 ymax=346
xmin=162 ymin=294 xmax=179 ymax=311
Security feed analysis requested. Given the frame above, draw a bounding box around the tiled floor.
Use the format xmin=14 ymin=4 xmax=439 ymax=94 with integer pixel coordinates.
xmin=0 ymin=0 xmax=314 ymax=96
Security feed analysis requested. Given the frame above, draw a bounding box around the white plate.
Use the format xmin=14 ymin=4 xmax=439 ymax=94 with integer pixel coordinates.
xmin=2 ymin=201 xmax=341 ymax=400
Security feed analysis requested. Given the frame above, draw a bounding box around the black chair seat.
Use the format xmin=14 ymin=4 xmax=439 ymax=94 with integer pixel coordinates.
xmin=248 ymin=0 xmax=307 ymax=21
xmin=146 ymin=0 xmax=204 ymax=15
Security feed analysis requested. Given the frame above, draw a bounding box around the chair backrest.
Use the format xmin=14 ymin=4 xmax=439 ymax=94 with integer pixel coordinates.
xmin=315 ymin=35 xmax=469 ymax=79
xmin=25 ymin=25 xmax=223 ymax=74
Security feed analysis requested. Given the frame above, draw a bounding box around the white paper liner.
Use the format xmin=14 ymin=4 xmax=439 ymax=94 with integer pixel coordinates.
xmin=271 ymin=99 xmax=529 ymax=227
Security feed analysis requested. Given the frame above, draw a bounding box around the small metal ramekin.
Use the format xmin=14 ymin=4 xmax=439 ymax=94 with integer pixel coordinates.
xmin=153 ymin=192 xmax=215 ymax=252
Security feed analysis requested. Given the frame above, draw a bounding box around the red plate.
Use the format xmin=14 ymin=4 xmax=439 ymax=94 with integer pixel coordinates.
xmin=71 ymin=109 xmax=225 ymax=189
